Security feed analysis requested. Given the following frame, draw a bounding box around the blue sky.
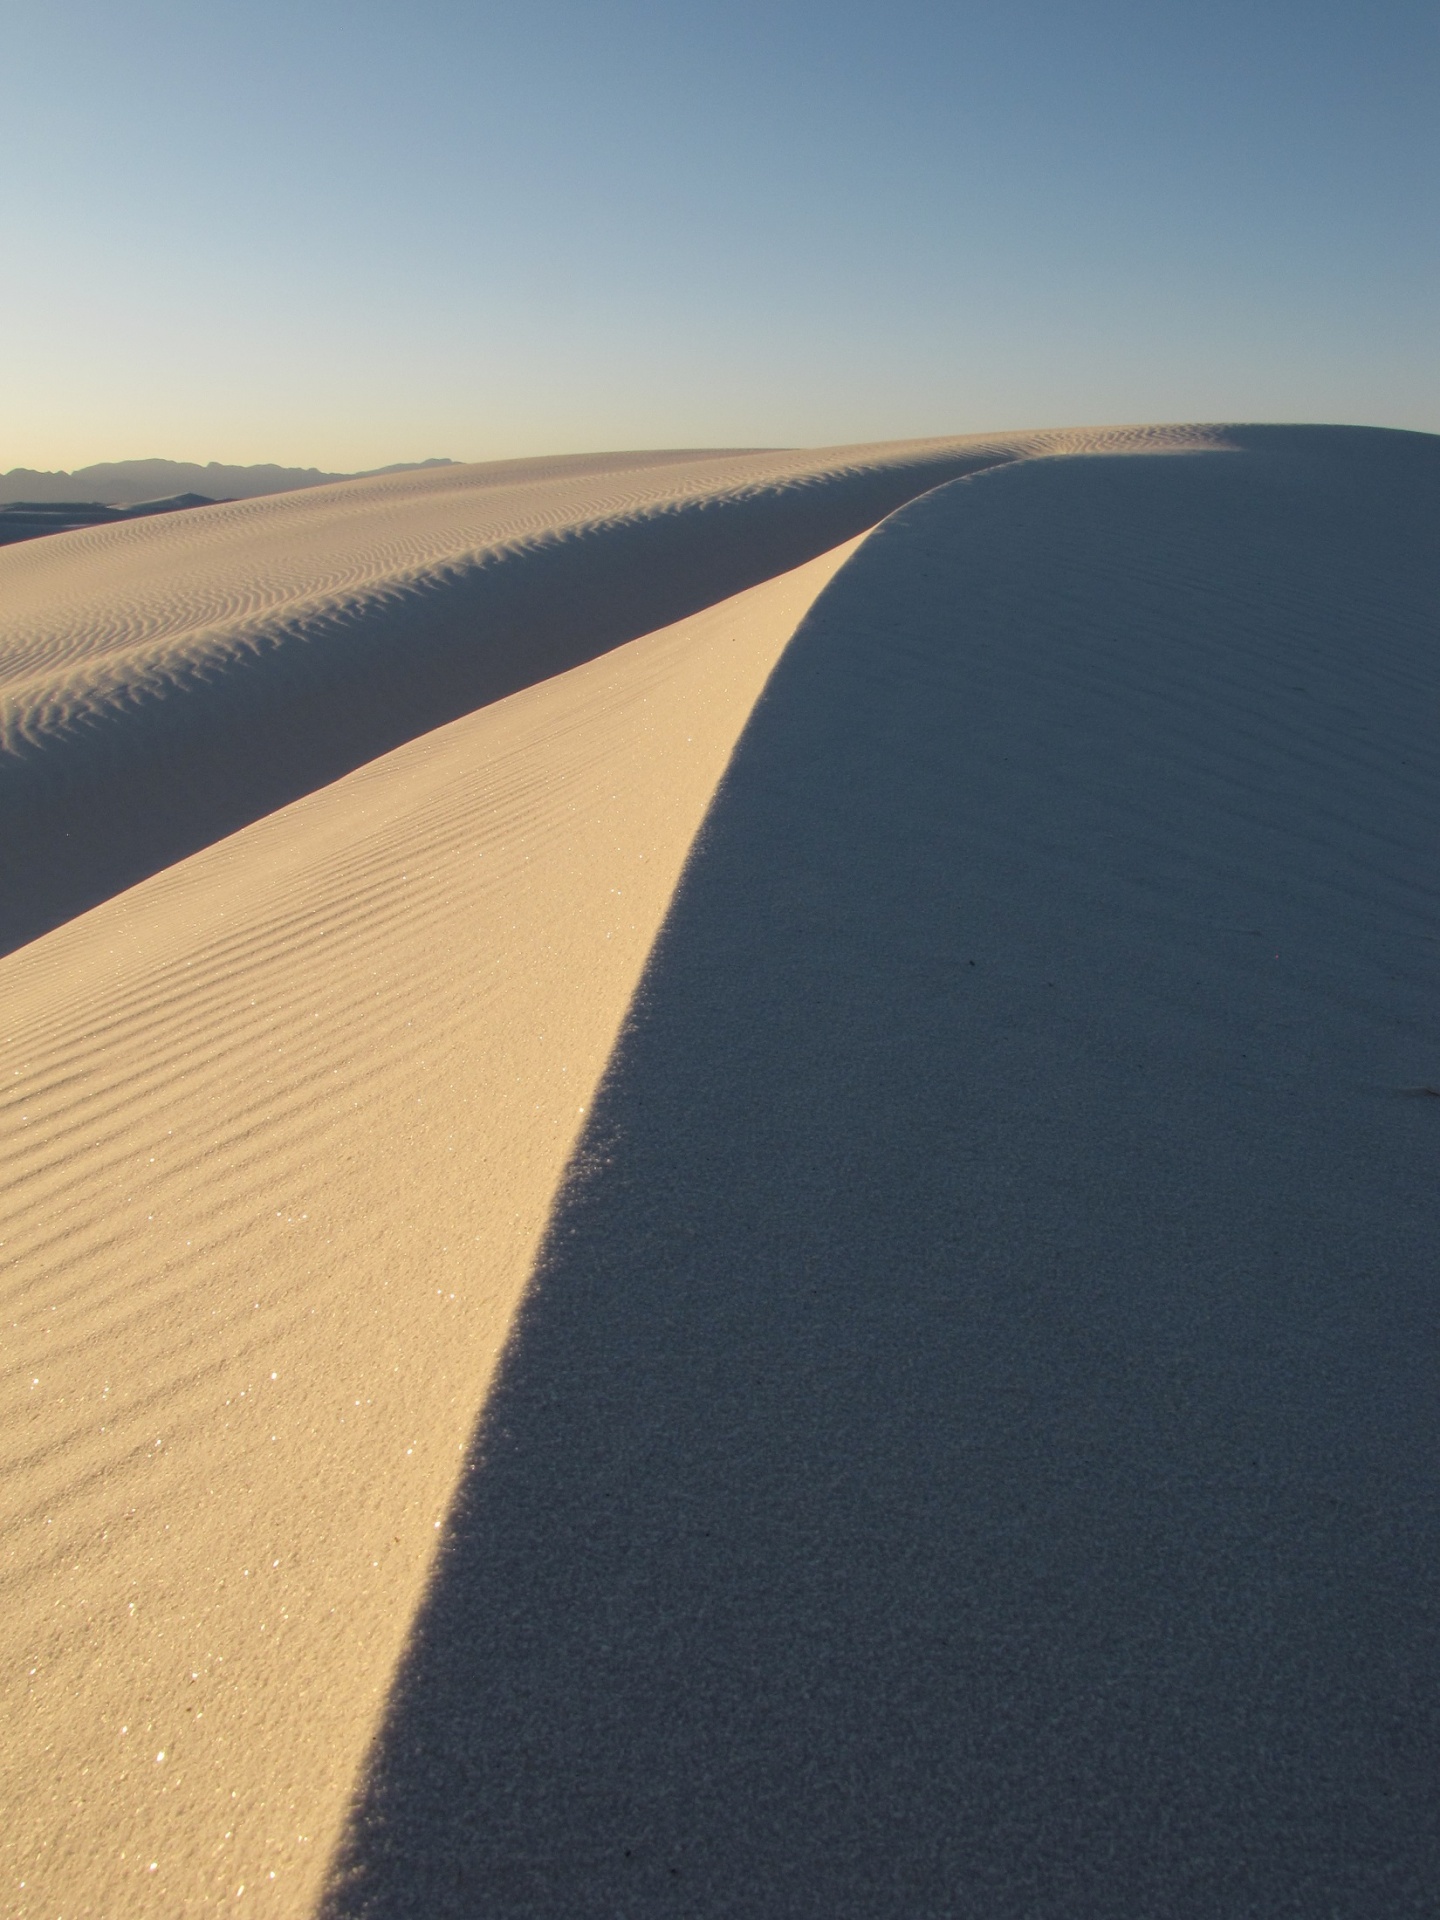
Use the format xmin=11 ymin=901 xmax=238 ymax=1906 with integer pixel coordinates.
xmin=2 ymin=0 xmax=1435 ymax=468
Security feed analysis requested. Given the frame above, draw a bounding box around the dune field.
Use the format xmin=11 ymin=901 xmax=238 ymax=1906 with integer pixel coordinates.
xmin=2 ymin=425 xmax=1437 ymax=1916
xmin=1 ymin=432 xmax=1175 ymax=958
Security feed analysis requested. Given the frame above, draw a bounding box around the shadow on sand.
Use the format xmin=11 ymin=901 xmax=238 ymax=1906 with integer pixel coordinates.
xmin=324 ymin=430 xmax=1440 ymax=1917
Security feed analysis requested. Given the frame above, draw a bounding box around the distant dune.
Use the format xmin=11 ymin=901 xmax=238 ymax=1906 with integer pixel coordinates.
xmin=0 ymin=491 xmax=225 ymax=549
xmin=0 ymin=456 xmax=456 ymax=509
xmin=2 ymin=425 xmax=1437 ymax=1918
xmin=0 ymin=429 xmax=1194 ymax=954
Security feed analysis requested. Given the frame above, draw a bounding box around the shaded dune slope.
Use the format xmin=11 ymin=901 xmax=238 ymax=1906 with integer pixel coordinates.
xmin=2 ymin=438 xmax=1011 ymax=955
xmin=325 ymin=427 xmax=1440 ymax=1917
xmin=0 ymin=542 xmax=863 ymax=1918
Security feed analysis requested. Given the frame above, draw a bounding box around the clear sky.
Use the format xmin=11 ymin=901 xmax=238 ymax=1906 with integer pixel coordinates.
xmin=2 ymin=0 xmax=1435 ymax=470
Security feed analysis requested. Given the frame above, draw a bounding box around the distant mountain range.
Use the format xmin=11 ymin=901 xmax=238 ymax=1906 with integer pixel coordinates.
xmin=0 ymin=457 xmax=456 ymax=509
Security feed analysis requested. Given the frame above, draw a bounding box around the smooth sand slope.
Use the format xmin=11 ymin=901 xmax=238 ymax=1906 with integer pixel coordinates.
xmin=322 ymin=427 xmax=1440 ymax=1917
xmin=0 ymin=432 xmax=1184 ymax=958
xmin=0 ymin=539 xmax=864 ymax=1916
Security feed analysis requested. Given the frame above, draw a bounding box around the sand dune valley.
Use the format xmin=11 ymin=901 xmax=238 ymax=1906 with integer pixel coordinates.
xmin=2 ymin=424 xmax=1438 ymax=1917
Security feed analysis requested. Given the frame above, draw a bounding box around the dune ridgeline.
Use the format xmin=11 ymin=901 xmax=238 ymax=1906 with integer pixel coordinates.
xmin=2 ymin=425 xmax=1437 ymax=1916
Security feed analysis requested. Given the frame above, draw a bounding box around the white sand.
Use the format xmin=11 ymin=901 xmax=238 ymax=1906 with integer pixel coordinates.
xmin=6 ymin=422 xmax=1423 ymax=1917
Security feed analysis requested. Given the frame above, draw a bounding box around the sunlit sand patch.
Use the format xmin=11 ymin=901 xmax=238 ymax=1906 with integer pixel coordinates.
xmin=0 ymin=537 xmax=861 ymax=1916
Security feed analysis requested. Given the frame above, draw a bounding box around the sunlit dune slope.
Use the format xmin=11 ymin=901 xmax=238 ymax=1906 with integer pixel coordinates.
xmin=0 ymin=538 xmax=863 ymax=1918
xmin=0 ymin=428 xmax=1218 ymax=954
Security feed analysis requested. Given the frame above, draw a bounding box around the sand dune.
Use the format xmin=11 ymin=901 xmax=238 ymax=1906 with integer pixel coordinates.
xmin=4 ymin=423 xmax=1435 ymax=1917
xmin=0 ymin=428 xmax=1214 ymax=955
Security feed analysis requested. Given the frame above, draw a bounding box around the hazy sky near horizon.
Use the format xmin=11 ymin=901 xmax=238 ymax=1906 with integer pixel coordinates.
xmin=3 ymin=0 xmax=1435 ymax=469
